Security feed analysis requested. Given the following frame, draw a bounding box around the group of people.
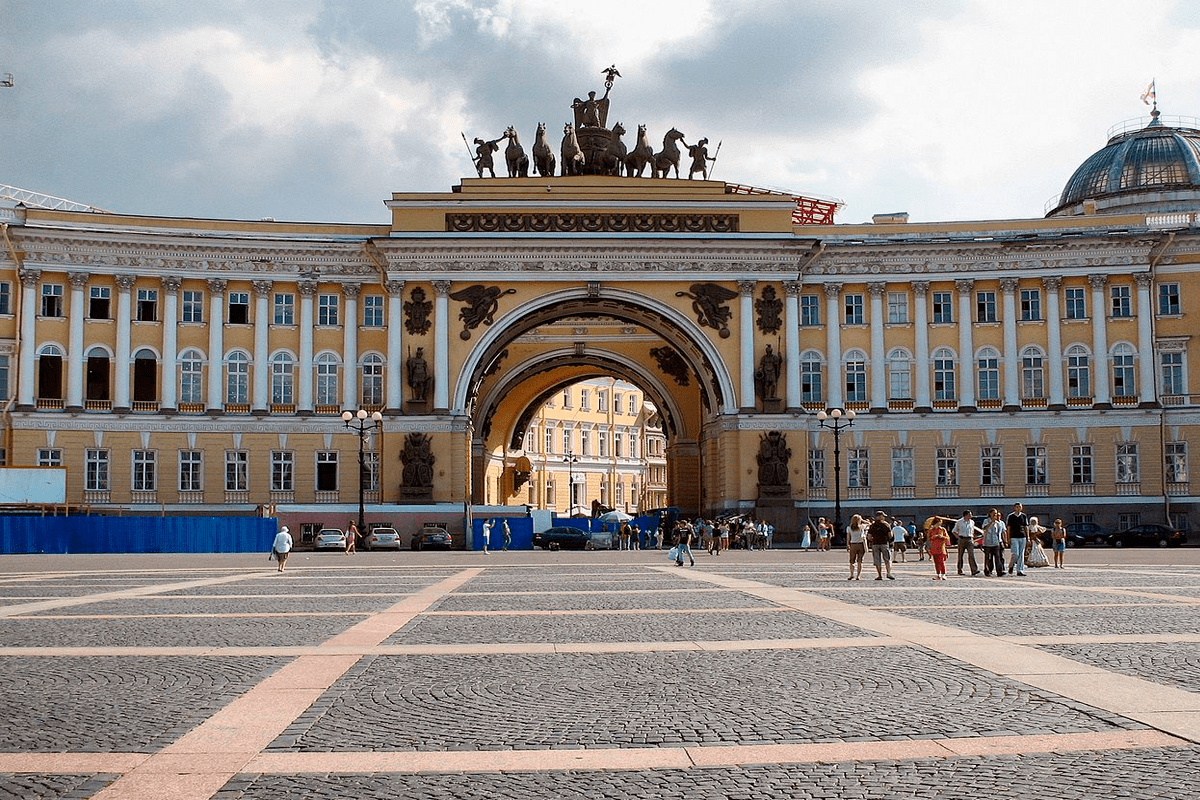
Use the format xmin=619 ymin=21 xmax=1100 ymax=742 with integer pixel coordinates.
xmin=667 ymin=516 xmax=776 ymax=566
xmin=841 ymin=502 xmax=1068 ymax=582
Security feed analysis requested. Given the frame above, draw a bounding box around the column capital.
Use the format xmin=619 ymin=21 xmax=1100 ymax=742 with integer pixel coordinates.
xmin=68 ymin=272 xmax=90 ymax=289
xmin=384 ymin=279 xmax=406 ymax=296
xmin=1133 ymin=271 xmax=1154 ymax=289
xmin=18 ymin=267 xmax=41 ymax=288
xmin=206 ymin=278 xmax=228 ymax=294
xmin=431 ymin=280 xmax=452 ymax=296
xmin=341 ymin=282 xmax=362 ymax=300
xmin=867 ymin=281 xmax=888 ymax=296
xmin=297 ymin=279 xmax=318 ymax=297
xmin=782 ymin=280 xmax=803 ymax=297
xmin=1088 ymin=273 xmax=1109 ymax=290
xmin=999 ymin=277 xmax=1019 ymax=293
xmin=1041 ymin=276 xmax=1062 ymax=292
xmin=822 ymin=282 xmax=843 ymax=299
xmin=737 ymin=279 xmax=757 ymax=295
xmin=911 ymin=280 xmax=930 ymax=296
xmin=160 ymin=276 xmax=183 ymax=294
xmin=954 ymin=278 xmax=975 ymax=293
xmin=115 ymin=274 xmax=138 ymax=292
xmin=252 ymin=280 xmax=274 ymax=296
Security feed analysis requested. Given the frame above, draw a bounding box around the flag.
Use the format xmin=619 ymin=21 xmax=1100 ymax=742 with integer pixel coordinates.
xmin=1141 ymin=79 xmax=1156 ymax=106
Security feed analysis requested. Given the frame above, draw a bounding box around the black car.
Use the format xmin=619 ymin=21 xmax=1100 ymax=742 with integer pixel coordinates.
xmin=1106 ymin=524 xmax=1188 ymax=548
xmin=1065 ymin=522 xmax=1107 ymax=547
xmin=411 ymin=525 xmax=453 ymax=550
xmin=533 ymin=526 xmax=611 ymax=550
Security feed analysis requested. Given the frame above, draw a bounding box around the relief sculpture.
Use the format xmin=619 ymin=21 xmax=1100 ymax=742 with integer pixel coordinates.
xmin=676 ymin=282 xmax=738 ymax=338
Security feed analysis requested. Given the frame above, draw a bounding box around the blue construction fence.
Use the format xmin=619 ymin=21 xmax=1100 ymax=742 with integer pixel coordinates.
xmin=0 ymin=515 xmax=279 ymax=554
xmin=469 ymin=514 xmax=664 ymax=550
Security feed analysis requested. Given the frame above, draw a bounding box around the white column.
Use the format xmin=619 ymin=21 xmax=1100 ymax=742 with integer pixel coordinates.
xmin=66 ymin=272 xmax=88 ymax=410
xmin=17 ymin=268 xmax=40 ymax=408
xmin=160 ymin=277 xmax=180 ymax=411
xmin=912 ymin=280 xmax=931 ymax=409
xmin=297 ymin=279 xmax=316 ymax=412
xmin=433 ymin=280 xmax=451 ymax=411
xmin=252 ymin=280 xmax=272 ymax=412
xmin=824 ymin=283 xmax=843 ymax=408
xmin=1089 ymin=274 xmax=1110 ymax=405
xmin=1000 ymin=277 xmax=1020 ymax=406
xmin=1135 ymin=272 xmax=1156 ymax=404
xmin=1043 ymin=276 xmax=1065 ymax=406
xmin=113 ymin=275 xmax=135 ymax=411
xmin=341 ymin=283 xmax=360 ymax=410
xmin=206 ymin=278 xmax=226 ymax=410
xmin=738 ymin=280 xmax=755 ymax=409
xmin=955 ymin=278 xmax=975 ymax=409
xmin=783 ymin=281 xmax=802 ymax=410
xmin=867 ymin=281 xmax=887 ymax=410
xmin=385 ymin=280 xmax=405 ymax=411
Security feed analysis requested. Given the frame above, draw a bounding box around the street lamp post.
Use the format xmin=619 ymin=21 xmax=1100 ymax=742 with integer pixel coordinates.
xmin=342 ymin=408 xmax=383 ymax=537
xmin=562 ymin=453 xmax=579 ymax=515
xmin=816 ymin=407 xmax=856 ymax=542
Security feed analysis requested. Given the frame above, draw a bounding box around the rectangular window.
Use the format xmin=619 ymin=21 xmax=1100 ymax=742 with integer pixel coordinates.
xmin=629 ymin=435 xmax=638 ymax=459
xmin=89 ymin=286 xmax=111 ymax=319
xmin=808 ymin=448 xmax=826 ymax=489
xmin=844 ymin=294 xmax=864 ymax=325
xmin=315 ymin=451 xmax=338 ymax=492
xmin=1020 ymin=288 xmax=1041 ymax=321
xmin=1166 ymin=442 xmax=1188 ymax=484
xmin=37 ymin=448 xmax=62 ymax=467
xmin=225 ymin=450 xmax=248 ymax=492
xmin=598 ymin=390 xmax=608 ymax=412
xmin=364 ymin=450 xmax=380 ymax=492
xmin=317 ymin=294 xmax=339 ymax=326
xmin=980 ymin=446 xmax=1002 ymax=486
xmin=848 ymin=448 xmax=869 ymax=488
xmin=363 ymin=295 xmax=384 ymax=327
xmin=525 ymin=430 xmax=535 ymax=452
xmin=613 ymin=393 xmax=623 ymax=414
xmin=615 ymin=431 xmax=624 ymax=458
xmin=1071 ymin=444 xmax=1093 ymax=484
xmin=180 ymin=450 xmax=203 ymax=492
xmin=934 ymin=354 xmax=956 ymax=401
xmin=891 ymin=447 xmax=914 ymax=487
xmin=1160 ymin=351 xmax=1185 ymax=396
xmin=85 ymin=448 xmax=110 ymax=491
xmin=1118 ymin=513 xmax=1141 ymax=530
xmin=0 ymin=355 xmax=8 ymax=402
xmin=0 ymin=282 xmax=10 ymax=314
xmin=271 ymin=451 xmax=294 ymax=492
xmin=889 ymin=356 xmax=911 ymax=400
xmin=1116 ymin=442 xmax=1139 ymax=484
xmin=931 ymin=291 xmax=953 ymax=323
xmin=580 ymin=390 xmax=590 ymax=411
xmin=228 ymin=291 xmax=250 ymax=324
xmin=1158 ymin=283 xmax=1181 ymax=316
xmin=977 ymin=355 xmax=1000 ymax=400
xmin=1110 ymin=285 xmax=1132 ymax=318
xmin=597 ymin=431 xmax=609 ymax=457
xmin=1022 ymin=352 xmax=1045 ymax=399
xmin=580 ymin=428 xmax=591 ymax=456
xmin=936 ymin=447 xmax=958 ymax=487
xmin=1025 ymin=445 xmax=1048 ymax=486
xmin=1065 ymin=286 xmax=1087 ymax=319
xmin=133 ymin=450 xmax=157 ymax=494
xmin=273 ymin=293 xmax=294 ymax=325
xmin=887 ymin=292 xmax=909 ymax=324
xmin=136 ymin=288 xmax=158 ymax=322
xmin=800 ymin=294 xmax=820 ymax=326
xmin=544 ymin=426 xmax=554 ymax=454
xmin=41 ymin=283 xmax=64 ymax=317
xmin=629 ymin=394 xmax=637 ymax=414
xmin=182 ymin=290 xmax=204 ymax=323
xmin=976 ymin=291 xmax=997 ymax=323
xmin=563 ymin=427 xmax=572 ymax=454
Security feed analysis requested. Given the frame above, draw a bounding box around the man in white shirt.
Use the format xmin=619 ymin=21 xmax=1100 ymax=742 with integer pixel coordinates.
xmin=952 ymin=510 xmax=983 ymax=576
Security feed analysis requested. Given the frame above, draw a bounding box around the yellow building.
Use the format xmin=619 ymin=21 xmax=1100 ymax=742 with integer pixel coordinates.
xmin=1 ymin=106 xmax=1198 ymax=542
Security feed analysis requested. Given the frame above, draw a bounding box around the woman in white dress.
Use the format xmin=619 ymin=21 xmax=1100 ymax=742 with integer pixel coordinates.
xmin=1025 ymin=516 xmax=1050 ymax=568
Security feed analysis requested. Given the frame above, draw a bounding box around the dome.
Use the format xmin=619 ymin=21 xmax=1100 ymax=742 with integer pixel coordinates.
xmin=1047 ymin=110 xmax=1200 ymax=218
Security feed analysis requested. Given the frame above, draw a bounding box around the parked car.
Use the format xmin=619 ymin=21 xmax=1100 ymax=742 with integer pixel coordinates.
xmin=533 ymin=526 xmax=612 ymax=550
xmin=365 ymin=527 xmax=402 ymax=551
xmin=1065 ymin=522 xmax=1108 ymax=547
xmin=1106 ymin=524 xmax=1188 ymax=548
xmin=314 ymin=528 xmax=347 ymax=551
xmin=411 ymin=524 xmax=453 ymax=551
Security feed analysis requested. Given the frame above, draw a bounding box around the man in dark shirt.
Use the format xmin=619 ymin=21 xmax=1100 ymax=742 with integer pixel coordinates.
xmin=867 ymin=511 xmax=895 ymax=581
xmin=1006 ymin=502 xmax=1029 ymax=576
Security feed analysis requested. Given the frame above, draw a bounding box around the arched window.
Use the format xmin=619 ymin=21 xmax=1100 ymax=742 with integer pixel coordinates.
xmin=1065 ymin=344 xmax=1091 ymax=398
xmin=844 ymin=349 xmax=867 ymax=403
xmin=179 ymin=349 xmax=204 ymax=404
xmin=976 ymin=346 xmax=1000 ymax=401
xmin=1021 ymin=345 xmax=1045 ymax=399
xmin=1111 ymin=342 xmax=1137 ymax=397
xmin=315 ymin=352 xmax=340 ymax=406
xmin=271 ymin=352 xmax=295 ymax=405
xmin=133 ymin=348 xmax=158 ymax=403
xmin=37 ymin=344 xmax=63 ymax=400
xmin=360 ymin=353 xmax=384 ymax=407
xmin=800 ymin=350 xmax=823 ymax=403
xmin=888 ymin=348 xmax=912 ymax=400
xmin=225 ymin=350 xmax=250 ymax=405
xmin=932 ymin=346 xmax=956 ymax=401
xmin=85 ymin=345 xmax=111 ymax=401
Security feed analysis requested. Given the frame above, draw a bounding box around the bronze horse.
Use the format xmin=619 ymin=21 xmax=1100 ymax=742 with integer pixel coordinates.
xmin=653 ymin=128 xmax=685 ymax=179
xmin=560 ymin=123 xmax=585 ymax=176
xmin=625 ymin=124 xmax=654 ymax=177
xmin=504 ymin=126 xmax=529 ymax=178
xmin=595 ymin=122 xmax=627 ymax=176
xmin=532 ymin=122 xmax=556 ymax=178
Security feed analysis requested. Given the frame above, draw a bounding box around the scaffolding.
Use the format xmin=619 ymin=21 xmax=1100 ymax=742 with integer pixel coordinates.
xmin=725 ymin=182 xmax=842 ymax=225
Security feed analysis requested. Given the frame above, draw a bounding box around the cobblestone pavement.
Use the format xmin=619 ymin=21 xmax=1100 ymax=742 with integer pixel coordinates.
xmin=0 ymin=549 xmax=1198 ymax=799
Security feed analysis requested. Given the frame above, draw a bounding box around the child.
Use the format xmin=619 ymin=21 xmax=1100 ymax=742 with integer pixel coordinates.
xmin=927 ymin=518 xmax=951 ymax=580
xmin=1051 ymin=518 xmax=1067 ymax=568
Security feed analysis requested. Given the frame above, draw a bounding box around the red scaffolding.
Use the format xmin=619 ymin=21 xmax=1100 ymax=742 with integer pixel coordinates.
xmin=725 ymin=182 xmax=843 ymax=225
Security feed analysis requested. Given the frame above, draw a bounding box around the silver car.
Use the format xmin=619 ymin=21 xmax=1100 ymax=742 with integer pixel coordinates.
xmin=314 ymin=528 xmax=347 ymax=551
xmin=365 ymin=527 xmax=402 ymax=550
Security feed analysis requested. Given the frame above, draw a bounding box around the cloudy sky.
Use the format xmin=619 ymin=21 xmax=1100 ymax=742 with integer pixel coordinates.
xmin=2 ymin=0 xmax=1198 ymax=225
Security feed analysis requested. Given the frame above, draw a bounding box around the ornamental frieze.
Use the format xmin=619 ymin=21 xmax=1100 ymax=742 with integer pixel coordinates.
xmin=445 ymin=212 xmax=739 ymax=234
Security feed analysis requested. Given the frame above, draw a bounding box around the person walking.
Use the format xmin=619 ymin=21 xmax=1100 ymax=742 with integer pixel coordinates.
xmin=846 ymin=513 xmax=867 ymax=580
xmin=345 ymin=519 xmax=358 ymax=554
xmin=952 ymin=510 xmax=982 ymax=576
xmin=502 ymin=519 xmax=512 ymax=551
xmin=1006 ymin=502 xmax=1029 ymax=576
xmin=928 ymin=518 xmax=951 ymax=580
xmin=982 ymin=508 xmax=1007 ymax=576
xmin=271 ymin=526 xmax=293 ymax=573
xmin=818 ymin=517 xmax=832 ymax=551
xmin=890 ymin=518 xmax=909 ymax=562
xmin=867 ymin=511 xmax=895 ymax=580
xmin=1051 ymin=518 xmax=1068 ymax=568
xmin=674 ymin=520 xmax=695 ymax=567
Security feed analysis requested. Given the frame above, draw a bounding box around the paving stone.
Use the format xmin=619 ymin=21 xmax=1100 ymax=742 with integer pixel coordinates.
xmin=433 ymin=589 xmax=779 ymax=613
xmin=0 ymin=773 xmax=117 ymax=799
xmin=0 ymin=615 xmax=366 ymax=647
